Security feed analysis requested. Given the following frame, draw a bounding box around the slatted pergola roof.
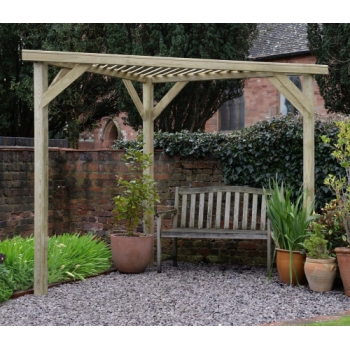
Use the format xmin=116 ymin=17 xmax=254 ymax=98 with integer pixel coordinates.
xmin=22 ymin=50 xmax=328 ymax=295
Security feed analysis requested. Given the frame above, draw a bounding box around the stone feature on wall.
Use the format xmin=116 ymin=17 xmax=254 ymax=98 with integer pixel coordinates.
xmin=0 ymin=147 xmax=269 ymax=267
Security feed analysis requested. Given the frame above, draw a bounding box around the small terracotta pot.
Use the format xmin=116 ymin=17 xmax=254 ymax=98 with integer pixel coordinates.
xmin=110 ymin=234 xmax=154 ymax=274
xmin=304 ymin=257 xmax=337 ymax=292
xmin=276 ymin=248 xmax=306 ymax=285
xmin=335 ymin=247 xmax=350 ymax=297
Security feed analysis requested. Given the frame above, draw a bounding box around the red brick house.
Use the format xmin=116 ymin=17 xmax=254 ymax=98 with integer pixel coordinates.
xmin=79 ymin=23 xmax=328 ymax=149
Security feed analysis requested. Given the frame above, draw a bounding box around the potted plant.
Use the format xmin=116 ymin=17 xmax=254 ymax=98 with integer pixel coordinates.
xmin=303 ymin=222 xmax=337 ymax=292
xmin=111 ymin=145 xmax=160 ymax=274
xmin=264 ymin=179 xmax=318 ymax=285
xmin=322 ymin=120 xmax=350 ymax=296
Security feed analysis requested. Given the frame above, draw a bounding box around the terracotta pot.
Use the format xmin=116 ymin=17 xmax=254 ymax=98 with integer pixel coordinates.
xmin=110 ymin=234 xmax=154 ymax=274
xmin=335 ymin=247 xmax=350 ymax=296
xmin=304 ymin=257 xmax=337 ymax=292
xmin=276 ymin=248 xmax=306 ymax=285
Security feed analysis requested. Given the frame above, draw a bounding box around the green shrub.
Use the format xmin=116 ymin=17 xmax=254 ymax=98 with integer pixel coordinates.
xmin=0 ymin=265 xmax=15 ymax=303
xmin=303 ymin=222 xmax=331 ymax=259
xmin=0 ymin=233 xmax=112 ymax=302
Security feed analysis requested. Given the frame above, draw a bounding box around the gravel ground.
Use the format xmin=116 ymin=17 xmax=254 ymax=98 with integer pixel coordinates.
xmin=1 ymin=261 xmax=350 ymax=326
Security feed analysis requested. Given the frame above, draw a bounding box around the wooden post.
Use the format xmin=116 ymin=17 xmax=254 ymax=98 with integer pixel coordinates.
xmin=303 ymin=74 xmax=315 ymax=210
xmin=34 ymin=63 xmax=49 ymax=295
xmin=143 ymin=78 xmax=154 ymax=237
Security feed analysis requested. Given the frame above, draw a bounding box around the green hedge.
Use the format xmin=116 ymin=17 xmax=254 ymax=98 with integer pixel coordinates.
xmin=112 ymin=115 xmax=344 ymax=211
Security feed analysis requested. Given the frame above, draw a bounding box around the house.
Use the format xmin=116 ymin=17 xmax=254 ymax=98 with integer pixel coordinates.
xmin=79 ymin=23 xmax=328 ymax=150
xmin=205 ymin=23 xmax=328 ymax=134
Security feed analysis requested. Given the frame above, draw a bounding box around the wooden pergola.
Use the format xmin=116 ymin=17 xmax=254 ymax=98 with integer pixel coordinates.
xmin=22 ymin=50 xmax=328 ymax=295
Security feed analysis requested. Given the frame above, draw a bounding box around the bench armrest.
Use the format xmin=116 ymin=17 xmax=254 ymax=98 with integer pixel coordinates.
xmin=155 ymin=209 xmax=177 ymax=218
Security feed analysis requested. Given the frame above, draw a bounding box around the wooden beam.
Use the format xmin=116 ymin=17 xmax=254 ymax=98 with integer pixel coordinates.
xmin=142 ymin=78 xmax=154 ymax=240
xmin=303 ymin=74 xmax=315 ymax=210
xmin=267 ymin=73 xmax=313 ymax=117
xmin=34 ymin=63 xmax=49 ymax=296
xmin=22 ymin=50 xmax=329 ymax=75
xmin=152 ymin=82 xmax=188 ymax=121
xmin=49 ymin=68 xmax=70 ymax=88
xmin=122 ymin=79 xmax=144 ymax=119
xmin=42 ymin=64 xmax=90 ymax=107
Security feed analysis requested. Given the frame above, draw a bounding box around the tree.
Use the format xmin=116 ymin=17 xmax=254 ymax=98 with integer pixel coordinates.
xmin=0 ymin=23 xmax=35 ymax=137
xmin=106 ymin=23 xmax=258 ymax=132
xmin=0 ymin=24 xmax=258 ymax=143
xmin=307 ymin=24 xmax=350 ymax=115
xmin=0 ymin=24 xmax=122 ymax=146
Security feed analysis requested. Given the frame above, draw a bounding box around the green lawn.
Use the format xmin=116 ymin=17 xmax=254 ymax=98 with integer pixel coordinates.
xmin=301 ymin=315 xmax=350 ymax=326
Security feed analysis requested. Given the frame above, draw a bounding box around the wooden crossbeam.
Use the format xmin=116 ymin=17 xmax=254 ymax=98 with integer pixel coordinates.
xmin=42 ymin=64 xmax=90 ymax=107
xmin=152 ymin=82 xmax=188 ymax=121
xmin=49 ymin=68 xmax=70 ymax=88
xmin=122 ymin=79 xmax=144 ymax=119
xmin=267 ymin=73 xmax=313 ymax=116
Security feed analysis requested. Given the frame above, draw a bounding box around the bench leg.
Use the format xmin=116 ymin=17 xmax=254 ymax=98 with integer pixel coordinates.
xmin=156 ymin=216 xmax=162 ymax=273
xmin=173 ymin=238 xmax=178 ymax=267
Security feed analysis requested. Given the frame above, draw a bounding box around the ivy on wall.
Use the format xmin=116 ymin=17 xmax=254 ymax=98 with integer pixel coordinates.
xmin=112 ymin=115 xmax=345 ymax=211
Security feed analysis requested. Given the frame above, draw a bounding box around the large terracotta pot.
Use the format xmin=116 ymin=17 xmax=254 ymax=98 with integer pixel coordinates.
xmin=304 ymin=257 xmax=337 ymax=292
xmin=276 ymin=248 xmax=306 ymax=285
xmin=335 ymin=247 xmax=350 ymax=296
xmin=110 ymin=234 xmax=154 ymax=274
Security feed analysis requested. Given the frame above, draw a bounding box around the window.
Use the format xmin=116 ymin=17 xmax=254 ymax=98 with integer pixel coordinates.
xmin=280 ymin=76 xmax=302 ymax=116
xmin=218 ymin=95 xmax=245 ymax=131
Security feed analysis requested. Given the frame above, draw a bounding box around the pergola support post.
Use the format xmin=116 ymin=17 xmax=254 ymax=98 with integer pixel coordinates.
xmin=142 ymin=78 xmax=154 ymax=237
xmin=33 ymin=62 xmax=49 ymax=295
xmin=302 ymin=74 xmax=315 ymax=210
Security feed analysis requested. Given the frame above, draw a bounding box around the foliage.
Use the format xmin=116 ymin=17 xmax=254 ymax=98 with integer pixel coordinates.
xmin=313 ymin=199 xmax=349 ymax=252
xmin=0 ymin=233 xmax=112 ymax=302
xmin=0 ymin=24 xmax=121 ymax=146
xmin=0 ymin=265 xmax=15 ymax=303
xmin=307 ymin=24 xmax=350 ymax=115
xmin=47 ymin=233 xmax=112 ymax=283
xmin=303 ymin=222 xmax=331 ymax=259
xmin=113 ymin=115 xmax=344 ymax=211
xmin=0 ymin=23 xmax=36 ymax=137
xmin=264 ymin=178 xmax=318 ymax=284
xmin=321 ymin=120 xmax=350 ymax=245
xmin=264 ymin=179 xmax=317 ymax=252
xmin=106 ymin=23 xmax=258 ymax=132
xmin=113 ymin=143 xmax=160 ymax=236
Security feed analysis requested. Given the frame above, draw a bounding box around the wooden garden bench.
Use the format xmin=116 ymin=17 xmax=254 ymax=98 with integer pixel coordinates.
xmin=156 ymin=186 xmax=271 ymax=273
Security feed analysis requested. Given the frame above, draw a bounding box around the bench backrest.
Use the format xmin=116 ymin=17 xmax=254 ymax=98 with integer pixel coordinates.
xmin=173 ymin=186 xmax=269 ymax=231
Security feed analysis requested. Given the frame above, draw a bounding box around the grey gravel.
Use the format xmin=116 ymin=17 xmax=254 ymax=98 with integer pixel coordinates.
xmin=1 ymin=261 xmax=350 ymax=326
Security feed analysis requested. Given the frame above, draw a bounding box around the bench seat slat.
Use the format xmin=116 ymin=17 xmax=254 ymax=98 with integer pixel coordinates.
xmin=162 ymin=228 xmax=268 ymax=240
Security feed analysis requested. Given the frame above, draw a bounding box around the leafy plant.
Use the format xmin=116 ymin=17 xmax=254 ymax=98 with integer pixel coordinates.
xmin=0 ymin=232 xmax=112 ymax=303
xmin=264 ymin=179 xmax=317 ymax=251
xmin=313 ymin=199 xmax=349 ymax=253
xmin=264 ymin=178 xmax=318 ymax=283
xmin=113 ymin=143 xmax=160 ymax=236
xmin=322 ymin=120 xmax=350 ymax=245
xmin=303 ymin=222 xmax=331 ymax=259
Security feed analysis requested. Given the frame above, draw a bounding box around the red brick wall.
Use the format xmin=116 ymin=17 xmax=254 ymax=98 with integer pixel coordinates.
xmin=0 ymin=148 xmax=269 ymax=266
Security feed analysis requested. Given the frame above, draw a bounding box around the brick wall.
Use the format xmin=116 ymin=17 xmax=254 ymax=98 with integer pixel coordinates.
xmin=0 ymin=148 xmax=269 ymax=266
